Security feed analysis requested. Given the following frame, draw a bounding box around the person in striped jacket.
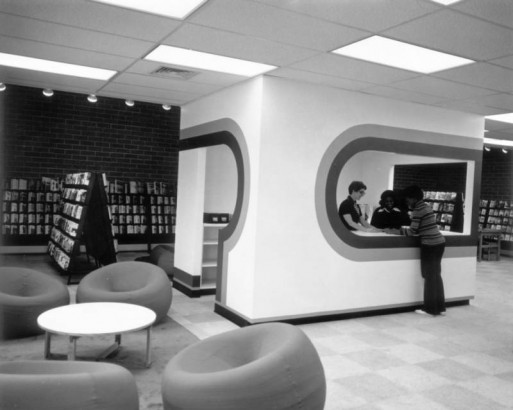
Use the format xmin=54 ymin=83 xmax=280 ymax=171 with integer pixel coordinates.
xmin=387 ymin=185 xmax=446 ymax=316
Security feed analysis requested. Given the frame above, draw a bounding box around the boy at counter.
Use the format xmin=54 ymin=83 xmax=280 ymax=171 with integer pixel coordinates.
xmin=338 ymin=181 xmax=381 ymax=233
xmin=385 ymin=185 xmax=446 ymax=316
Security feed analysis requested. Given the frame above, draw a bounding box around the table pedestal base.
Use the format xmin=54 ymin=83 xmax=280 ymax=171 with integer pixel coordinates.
xmin=44 ymin=327 xmax=152 ymax=368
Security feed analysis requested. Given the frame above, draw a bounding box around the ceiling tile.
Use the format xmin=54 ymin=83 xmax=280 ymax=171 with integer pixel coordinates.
xmin=162 ymin=23 xmax=320 ymax=66
xmin=111 ymin=72 xmax=221 ymax=95
xmin=0 ymin=36 xmax=133 ymax=70
xmin=453 ymin=0 xmax=513 ymax=30
xmin=434 ymin=63 xmax=513 ymax=93
xmin=126 ymin=60 xmax=249 ymax=87
xmin=98 ymin=90 xmax=188 ymax=106
xmin=435 ymin=100 xmax=504 ymax=116
xmin=485 ymin=130 xmax=513 ymax=141
xmin=469 ymin=93 xmax=513 ymax=111
xmin=361 ymin=85 xmax=445 ymax=106
xmin=391 ymin=76 xmax=496 ymax=100
xmin=252 ymin=0 xmax=439 ymax=32
xmin=100 ymin=82 xmax=199 ymax=104
xmin=288 ymin=53 xmax=419 ymax=85
xmin=383 ymin=9 xmax=513 ymax=61
xmin=268 ymin=67 xmax=374 ymax=91
xmin=490 ymin=55 xmax=513 ymax=70
xmin=485 ymin=119 xmax=513 ymax=131
xmin=0 ymin=0 xmax=181 ymax=41
xmin=0 ymin=13 xmax=153 ymax=58
xmin=189 ymin=0 xmax=368 ymax=51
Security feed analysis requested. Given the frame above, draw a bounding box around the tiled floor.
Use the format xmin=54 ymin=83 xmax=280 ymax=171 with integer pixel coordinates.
xmin=2 ymin=252 xmax=512 ymax=409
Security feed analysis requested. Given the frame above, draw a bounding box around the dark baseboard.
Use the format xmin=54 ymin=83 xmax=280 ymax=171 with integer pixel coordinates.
xmin=214 ymin=299 xmax=471 ymax=327
xmin=172 ymin=279 xmax=216 ymax=298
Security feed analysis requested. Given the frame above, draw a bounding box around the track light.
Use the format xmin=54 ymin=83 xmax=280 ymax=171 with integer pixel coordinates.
xmin=502 ymin=148 xmax=508 ymax=154
xmin=162 ymin=104 xmax=171 ymax=111
xmin=42 ymin=88 xmax=54 ymax=97
xmin=87 ymin=94 xmax=98 ymax=103
xmin=125 ymin=100 xmax=135 ymax=107
xmin=484 ymin=146 xmax=491 ymax=152
xmin=0 ymin=82 xmax=6 ymax=92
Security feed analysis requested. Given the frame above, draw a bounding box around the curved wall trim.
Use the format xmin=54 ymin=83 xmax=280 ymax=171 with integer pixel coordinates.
xmin=315 ymin=124 xmax=482 ymax=262
xmin=180 ymin=119 xmax=249 ymax=304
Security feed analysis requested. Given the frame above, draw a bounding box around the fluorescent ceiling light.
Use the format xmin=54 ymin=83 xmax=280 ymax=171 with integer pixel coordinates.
xmin=486 ymin=113 xmax=513 ymax=124
xmin=90 ymin=0 xmax=207 ymax=19
xmin=484 ymin=137 xmax=513 ymax=148
xmin=0 ymin=52 xmax=116 ymax=80
xmin=430 ymin=0 xmax=463 ymax=5
xmin=332 ymin=36 xmax=474 ymax=74
xmin=145 ymin=45 xmax=277 ymax=77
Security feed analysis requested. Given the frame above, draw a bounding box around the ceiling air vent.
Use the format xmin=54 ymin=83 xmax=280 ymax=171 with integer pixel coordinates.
xmin=151 ymin=66 xmax=199 ymax=80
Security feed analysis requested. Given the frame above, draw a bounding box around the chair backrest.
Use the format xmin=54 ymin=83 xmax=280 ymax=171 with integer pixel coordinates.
xmin=0 ymin=267 xmax=64 ymax=297
xmin=83 ymin=261 xmax=166 ymax=292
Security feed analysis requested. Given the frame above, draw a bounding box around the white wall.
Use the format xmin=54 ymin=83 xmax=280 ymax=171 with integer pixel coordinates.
xmin=177 ymin=78 xmax=265 ymax=313
xmin=204 ymin=145 xmax=237 ymax=214
xmin=174 ymin=148 xmax=206 ymax=277
xmin=181 ymin=75 xmax=483 ymax=322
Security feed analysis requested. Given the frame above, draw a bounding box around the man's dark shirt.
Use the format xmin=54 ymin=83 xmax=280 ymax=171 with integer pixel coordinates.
xmin=338 ymin=195 xmax=361 ymax=231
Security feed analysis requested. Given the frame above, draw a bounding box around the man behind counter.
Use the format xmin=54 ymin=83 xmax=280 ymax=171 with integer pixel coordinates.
xmin=338 ymin=181 xmax=381 ymax=233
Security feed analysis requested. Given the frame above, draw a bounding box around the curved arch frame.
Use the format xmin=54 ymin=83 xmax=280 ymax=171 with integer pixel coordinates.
xmin=180 ymin=119 xmax=250 ymax=303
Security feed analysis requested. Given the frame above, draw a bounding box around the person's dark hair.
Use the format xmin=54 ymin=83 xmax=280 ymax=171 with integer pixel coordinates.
xmin=402 ymin=185 xmax=424 ymax=201
xmin=379 ymin=190 xmax=396 ymax=207
xmin=348 ymin=181 xmax=367 ymax=194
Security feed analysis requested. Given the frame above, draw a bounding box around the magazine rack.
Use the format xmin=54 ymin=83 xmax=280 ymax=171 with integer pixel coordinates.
xmin=48 ymin=172 xmax=117 ymax=284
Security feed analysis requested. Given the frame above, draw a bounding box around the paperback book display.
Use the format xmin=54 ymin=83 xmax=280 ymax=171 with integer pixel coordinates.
xmin=2 ymin=177 xmax=62 ymax=245
xmin=48 ymin=172 xmax=117 ymax=283
xmin=107 ymin=179 xmax=176 ymax=247
xmin=479 ymin=199 xmax=513 ymax=243
xmin=423 ymin=191 xmax=464 ymax=232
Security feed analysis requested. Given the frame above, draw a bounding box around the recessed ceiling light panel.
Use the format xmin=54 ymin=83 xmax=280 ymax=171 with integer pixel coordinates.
xmin=485 ymin=113 xmax=513 ymax=125
xmin=90 ymin=0 xmax=207 ymax=19
xmin=0 ymin=52 xmax=116 ymax=80
xmin=430 ymin=0 xmax=463 ymax=5
xmin=145 ymin=45 xmax=277 ymax=77
xmin=332 ymin=36 xmax=474 ymax=74
xmin=484 ymin=137 xmax=513 ymax=148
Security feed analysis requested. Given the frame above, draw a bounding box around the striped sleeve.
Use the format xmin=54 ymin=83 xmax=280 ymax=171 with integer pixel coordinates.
xmin=401 ymin=201 xmax=445 ymax=246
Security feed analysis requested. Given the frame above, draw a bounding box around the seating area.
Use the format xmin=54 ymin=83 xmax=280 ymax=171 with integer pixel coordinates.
xmin=0 ymin=260 xmax=327 ymax=409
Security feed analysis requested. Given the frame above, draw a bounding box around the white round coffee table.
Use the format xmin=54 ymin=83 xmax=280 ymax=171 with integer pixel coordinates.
xmin=37 ymin=302 xmax=157 ymax=367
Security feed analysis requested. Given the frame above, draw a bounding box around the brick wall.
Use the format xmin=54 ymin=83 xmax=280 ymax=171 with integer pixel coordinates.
xmin=480 ymin=149 xmax=513 ymax=201
xmin=1 ymin=84 xmax=180 ymax=187
xmin=393 ymin=163 xmax=468 ymax=194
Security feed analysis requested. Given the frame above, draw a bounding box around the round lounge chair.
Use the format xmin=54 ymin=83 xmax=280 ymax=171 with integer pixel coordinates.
xmin=161 ymin=322 xmax=326 ymax=410
xmin=0 ymin=360 xmax=139 ymax=410
xmin=0 ymin=267 xmax=70 ymax=340
xmin=76 ymin=261 xmax=172 ymax=323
